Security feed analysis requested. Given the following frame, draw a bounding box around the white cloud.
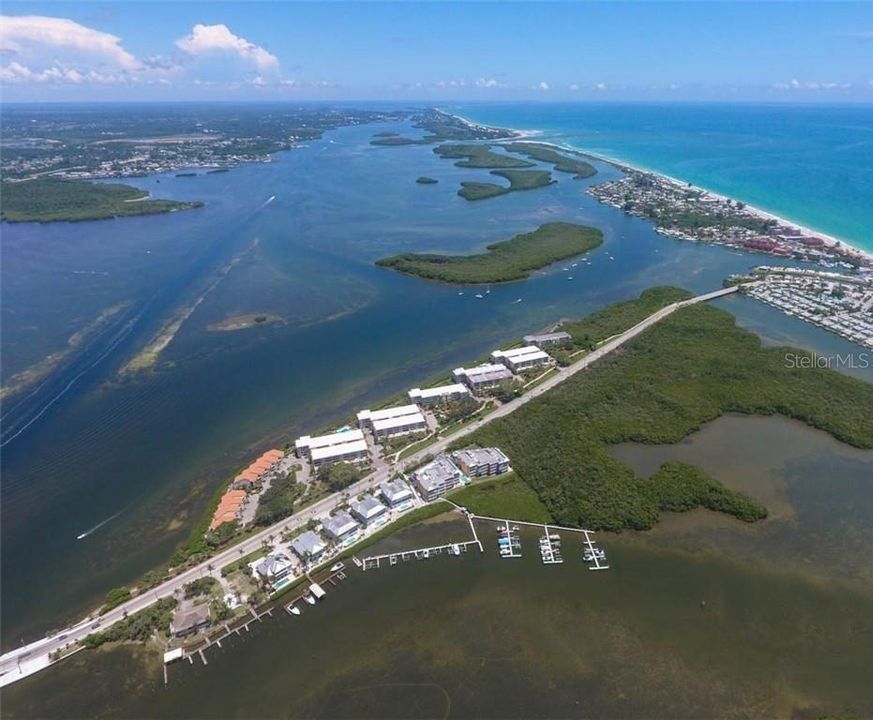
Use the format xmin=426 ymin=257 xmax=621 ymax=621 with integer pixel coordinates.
xmin=537 ymin=81 xmax=549 ymax=91
xmin=772 ymin=78 xmax=852 ymax=90
xmin=0 ymin=15 xmax=139 ymax=70
xmin=175 ymin=24 xmax=278 ymax=71
xmin=568 ymin=83 xmax=580 ymax=91
xmin=594 ymin=82 xmax=607 ymax=91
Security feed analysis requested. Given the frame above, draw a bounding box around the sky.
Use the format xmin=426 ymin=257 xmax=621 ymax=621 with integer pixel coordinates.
xmin=1 ymin=1 xmax=872 ymax=102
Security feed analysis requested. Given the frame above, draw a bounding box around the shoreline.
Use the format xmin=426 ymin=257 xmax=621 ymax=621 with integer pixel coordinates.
xmin=445 ymin=111 xmax=872 ymax=264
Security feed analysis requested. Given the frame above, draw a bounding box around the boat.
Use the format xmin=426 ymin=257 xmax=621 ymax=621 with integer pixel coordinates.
xmin=549 ymin=533 xmax=560 ymax=541
xmin=458 ymin=291 xmax=464 ymax=296
xmin=514 ymin=298 xmax=523 ymax=303
xmin=571 ymin=263 xmax=578 ymax=268
xmin=475 ymin=293 xmax=484 ymax=299
xmin=562 ymin=267 xmax=569 ymax=272
xmin=304 ymin=595 xmax=316 ymax=605
xmin=285 ymin=604 xmax=301 ymax=616
xmin=330 ymin=562 xmax=345 ymax=573
xmin=567 ymin=276 xmax=573 ymax=280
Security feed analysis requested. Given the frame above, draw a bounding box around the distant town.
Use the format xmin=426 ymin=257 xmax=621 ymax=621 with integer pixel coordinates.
xmin=588 ymin=169 xmax=872 ymax=271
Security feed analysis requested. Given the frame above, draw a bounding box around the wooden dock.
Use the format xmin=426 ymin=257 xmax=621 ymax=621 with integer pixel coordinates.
xmin=361 ymin=540 xmax=480 ymax=570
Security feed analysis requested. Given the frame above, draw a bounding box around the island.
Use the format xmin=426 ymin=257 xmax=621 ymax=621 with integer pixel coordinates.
xmin=458 ymin=169 xmax=554 ymax=201
xmin=500 ymin=141 xmax=597 ymax=179
xmin=0 ymin=177 xmax=203 ymax=223
xmin=375 ymin=221 xmax=603 ymax=283
xmin=416 ymin=176 xmax=439 ymax=184
xmin=207 ymin=313 xmax=283 ymax=332
xmin=433 ymin=143 xmax=534 ymax=169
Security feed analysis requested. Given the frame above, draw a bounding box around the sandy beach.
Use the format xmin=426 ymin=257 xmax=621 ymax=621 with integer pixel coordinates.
xmin=447 ymin=112 xmax=872 ymax=265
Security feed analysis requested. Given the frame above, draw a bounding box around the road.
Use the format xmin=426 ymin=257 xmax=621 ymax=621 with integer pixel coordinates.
xmin=0 ymin=285 xmax=737 ymax=686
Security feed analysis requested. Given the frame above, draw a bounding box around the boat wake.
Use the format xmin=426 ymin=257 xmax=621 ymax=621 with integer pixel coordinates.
xmin=76 ymin=510 xmax=123 ymax=540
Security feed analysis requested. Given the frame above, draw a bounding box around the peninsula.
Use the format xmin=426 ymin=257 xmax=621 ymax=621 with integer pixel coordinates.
xmin=375 ymin=222 xmax=603 ymax=283
xmin=0 ymin=177 xmax=202 ymax=223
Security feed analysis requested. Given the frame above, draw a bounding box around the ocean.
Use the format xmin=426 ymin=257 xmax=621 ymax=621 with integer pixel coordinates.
xmin=455 ymin=102 xmax=873 ymax=253
xmin=1 ymin=102 xmax=871 ymax=668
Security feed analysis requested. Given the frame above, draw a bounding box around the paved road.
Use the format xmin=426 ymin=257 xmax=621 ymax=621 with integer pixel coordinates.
xmin=0 ymin=285 xmax=736 ymax=686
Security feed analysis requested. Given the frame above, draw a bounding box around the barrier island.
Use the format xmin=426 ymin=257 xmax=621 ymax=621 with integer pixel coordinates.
xmin=1 ymin=177 xmax=202 ymax=223
xmin=375 ymin=221 xmax=602 ymax=283
xmin=464 ymin=295 xmax=873 ymax=531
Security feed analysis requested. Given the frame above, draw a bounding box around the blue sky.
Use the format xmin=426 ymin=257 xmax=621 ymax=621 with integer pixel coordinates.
xmin=2 ymin=2 xmax=871 ymax=102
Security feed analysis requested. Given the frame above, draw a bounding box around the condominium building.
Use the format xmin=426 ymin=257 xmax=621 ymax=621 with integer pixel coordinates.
xmin=452 ymin=447 xmax=511 ymax=478
xmin=412 ymin=456 xmax=462 ymax=502
xmin=453 ymin=364 xmax=513 ymax=392
xmin=408 ymin=383 xmax=471 ymax=407
xmin=491 ymin=346 xmax=553 ymax=373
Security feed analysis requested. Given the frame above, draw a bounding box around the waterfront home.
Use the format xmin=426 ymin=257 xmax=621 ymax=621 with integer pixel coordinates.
xmin=294 ymin=428 xmax=366 ymax=460
xmin=209 ymin=489 xmax=247 ymax=531
xmin=232 ymin=448 xmax=284 ymax=489
xmin=357 ymin=405 xmax=427 ymax=440
xmin=453 ymin=364 xmax=514 ymax=392
xmin=412 ymin=456 xmax=461 ymax=502
xmin=350 ymin=493 xmax=388 ymax=527
xmin=491 ymin=346 xmax=553 ymax=373
xmin=296 ymin=429 xmax=369 ymax=467
xmin=255 ymin=552 xmax=295 ymax=583
xmin=379 ymin=478 xmax=415 ymax=508
xmin=170 ymin=601 xmax=211 ymax=638
xmin=291 ymin=531 xmax=327 ymax=562
xmin=322 ymin=511 xmax=360 ymax=543
xmin=523 ymin=331 xmax=572 ymax=348
xmin=408 ymin=383 xmax=470 ymax=407
xmin=451 ymin=447 xmax=511 ymax=478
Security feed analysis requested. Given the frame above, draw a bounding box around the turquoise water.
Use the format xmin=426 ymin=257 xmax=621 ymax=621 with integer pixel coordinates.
xmin=455 ymin=103 xmax=873 ymax=252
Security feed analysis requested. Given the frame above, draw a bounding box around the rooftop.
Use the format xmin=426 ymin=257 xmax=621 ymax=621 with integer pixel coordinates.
xmin=414 ymin=456 xmax=460 ymax=492
xmin=310 ymin=438 xmax=369 ymax=462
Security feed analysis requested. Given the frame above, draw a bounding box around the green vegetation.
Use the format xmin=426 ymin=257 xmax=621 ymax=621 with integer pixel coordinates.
xmin=647 ymin=461 xmax=767 ymax=522
xmin=412 ymin=109 xmax=513 ymax=142
xmin=183 ymin=577 xmax=220 ymax=599
xmin=1 ymin=178 xmax=202 ymax=223
xmin=320 ymin=462 xmax=363 ymax=492
xmin=254 ymin=470 xmax=304 ymax=527
xmin=433 ymin=144 xmax=533 ymax=169
xmin=81 ymin=599 xmax=177 ymax=649
xmin=98 ymin=587 xmax=132 ymax=616
xmin=458 ymin=169 xmax=554 ymax=201
xmin=370 ymin=136 xmax=427 ymax=146
xmin=416 ymin=176 xmax=439 ymax=184
xmin=464 ymin=292 xmax=873 ymax=531
xmin=563 ymin=286 xmax=692 ymax=347
xmin=449 ymin=474 xmax=553 ymax=523
xmin=221 ymin=546 xmax=268 ymax=577
xmin=502 ymin=142 xmax=597 ymax=179
xmin=376 ymin=222 xmax=602 ymax=284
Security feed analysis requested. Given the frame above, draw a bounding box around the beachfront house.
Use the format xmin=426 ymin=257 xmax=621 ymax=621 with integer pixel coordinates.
xmin=412 ymin=456 xmax=461 ymax=502
xmin=322 ymin=511 xmax=360 ymax=544
xmin=379 ymin=478 xmax=415 ymax=508
xmin=451 ymin=447 xmax=510 ymax=478
xmin=291 ymin=531 xmax=327 ymax=563
xmin=350 ymin=493 xmax=388 ymax=527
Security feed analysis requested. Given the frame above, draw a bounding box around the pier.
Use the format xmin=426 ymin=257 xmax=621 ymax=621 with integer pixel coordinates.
xmin=469 ymin=514 xmax=608 ymax=570
xmin=360 ymin=540 xmax=481 ymax=570
xmin=539 ymin=525 xmax=563 ymax=564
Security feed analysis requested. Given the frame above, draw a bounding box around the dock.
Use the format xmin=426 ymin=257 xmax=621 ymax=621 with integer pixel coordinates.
xmin=539 ymin=525 xmax=563 ymax=564
xmin=496 ymin=519 xmax=522 ymax=558
xmin=361 ymin=540 xmax=480 ymax=570
xmin=469 ymin=513 xmax=609 ymax=570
